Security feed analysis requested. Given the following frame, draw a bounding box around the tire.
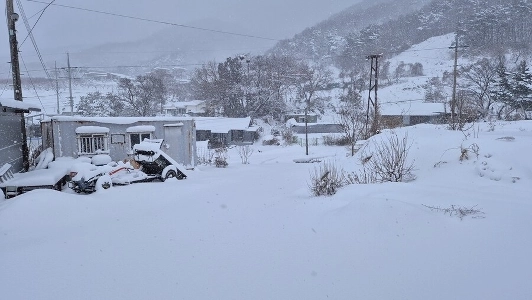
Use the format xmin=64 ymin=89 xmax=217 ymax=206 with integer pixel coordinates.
xmin=96 ymin=175 xmax=112 ymax=191
xmin=162 ymin=169 xmax=177 ymax=182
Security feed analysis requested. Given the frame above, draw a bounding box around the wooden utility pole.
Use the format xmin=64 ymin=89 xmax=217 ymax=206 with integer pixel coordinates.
xmin=365 ymin=54 xmax=382 ymax=138
xmin=6 ymin=0 xmax=30 ymax=171
xmin=67 ymin=52 xmax=74 ymax=114
xmin=55 ymin=61 xmax=60 ymax=114
xmin=450 ymin=34 xmax=459 ymax=129
xmin=449 ymin=34 xmax=468 ymax=130
xmin=305 ymin=99 xmax=309 ymax=155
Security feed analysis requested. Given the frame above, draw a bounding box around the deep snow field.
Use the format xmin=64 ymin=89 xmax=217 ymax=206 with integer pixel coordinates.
xmin=1 ymin=120 xmax=531 ymax=300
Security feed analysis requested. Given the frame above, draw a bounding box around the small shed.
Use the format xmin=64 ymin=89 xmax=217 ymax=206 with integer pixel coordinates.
xmin=40 ymin=116 xmax=197 ymax=167
xmin=0 ymin=100 xmax=41 ymax=172
xmin=194 ymin=117 xmax=259 ymax=148
xmin=380 ymin=102 xmax=447 ymax=128
xmin=284 ymin=114 xmax=319 ymax=124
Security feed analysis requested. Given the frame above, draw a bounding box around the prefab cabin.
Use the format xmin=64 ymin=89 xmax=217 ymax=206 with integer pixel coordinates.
xmin=40 ymin=116 xmax=197 ymax=167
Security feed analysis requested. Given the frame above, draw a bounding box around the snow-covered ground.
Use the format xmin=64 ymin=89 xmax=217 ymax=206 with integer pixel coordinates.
xmin=1 ymin=120 xmax=531 ymax=300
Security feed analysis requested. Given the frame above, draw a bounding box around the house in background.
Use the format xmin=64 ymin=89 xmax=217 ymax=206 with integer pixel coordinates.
xmin=284 ymin=113 xmax=319 ymax=124
xmin=380 ymin=102 xmax=448 ymax=128
xmin=195 ymin=117 xmax=260 ymax=148
xmin=163 ymin=100 xmax=206 ymax=116
xmin=285 ymin=114 xmax=343 ymax=134
xmin=0 ymin=100 xmax=41 ymax=173
xmin=40 ymin=116 xmax=197 ymax=167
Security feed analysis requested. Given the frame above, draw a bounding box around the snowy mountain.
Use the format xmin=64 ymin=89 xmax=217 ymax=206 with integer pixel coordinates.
xmin=69 ymin=18 xmax=276 ymax=75
xmin=269 ymin=0 xmax=532 ymax=69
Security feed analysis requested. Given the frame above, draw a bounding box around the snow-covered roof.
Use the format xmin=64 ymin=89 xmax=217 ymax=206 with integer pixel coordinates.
xmin=126 ymin=125 xmax=155 ymax=133
xmin=0 ymin=99 xmax=41 ymax=112
xmin=163 ymin=100 xmax=205 ymax=110
xmin=194 ymin=117 xmax=252 ymax=133
xmin=75 ymin=126 xmax=110 ymax=134
xmin=43 ymin=116 xmax=193 ymax=124
xmin=163 ymin=123 xmax=184 ymax=127
xmin=380 ymin=102 xmax=446 ymax=116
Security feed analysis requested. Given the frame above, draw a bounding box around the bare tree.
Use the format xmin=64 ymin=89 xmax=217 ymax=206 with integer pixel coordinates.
xmin=337 ymin=80 xmax=365 ymax=156
xmin=189 ymin=61 xmax=220 ymax=116
xmin=294 ymin=63 xmax=333 ymax=155
xmin=114 ymin=74 xmax=166 ymax=117
xmin=461 ymin=58 xmax=498 ymax=118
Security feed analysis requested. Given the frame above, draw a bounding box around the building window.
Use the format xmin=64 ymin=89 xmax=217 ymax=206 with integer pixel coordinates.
xmin=75 ymin=126 xmax=110 ymax=156
xmin=77 ymin=133 xmax=109 ymax=155
xmin=111 ymin=134 xmax=126 ymax=144
xmin=126 ymin=125 xmax=156 ymax=150
xmin=231 ymin=130 xmax=244 ymax=142
xmin=129 ymin=132 xmax=152 ymax=149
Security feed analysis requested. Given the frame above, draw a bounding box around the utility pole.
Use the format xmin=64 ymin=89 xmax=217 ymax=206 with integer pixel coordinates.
xmin=55 ymin=61 xmax=60 ymax=114
xmin=305 ymin=98 xmax=309 ymax=155
xmin=67 ymin=52 xmax=74 ymax=114
xmin=365 ymin=54 xmax=382 ymax=138
xmin=449 ymin=33 xmax=468 ymax=130
xmin=7 ymin=0 xmax=30 ymax=171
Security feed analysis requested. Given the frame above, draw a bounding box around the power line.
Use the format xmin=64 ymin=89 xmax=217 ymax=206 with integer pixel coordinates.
xmin=16 ymin=0 xmax=54 ymax=82
xmin=20 ymin=55 xmax=47 ymax=113
xmin=26 ymin=0 xmax=279 ymax=41
xmin=18 ymin=0 xmax=54 ymax=47
xmin=0 ymin=65 xmax=12 ymax=97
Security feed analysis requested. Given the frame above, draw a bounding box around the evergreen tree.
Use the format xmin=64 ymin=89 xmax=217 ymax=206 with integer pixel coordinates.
xmin=511 ymin=60 xmax=532 ymax=119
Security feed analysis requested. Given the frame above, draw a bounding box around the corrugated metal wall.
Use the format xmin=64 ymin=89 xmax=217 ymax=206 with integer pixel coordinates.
xmin=0 ymin=112 xmax=25 ymax=172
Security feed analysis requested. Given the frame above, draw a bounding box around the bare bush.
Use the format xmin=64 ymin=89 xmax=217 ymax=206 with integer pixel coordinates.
xmin=262 ymin=136 xmax=281 ymax=146
xmin=322 ymin=135 xmax=350 ymax=146
xmin=422 ymin=204 xmax=485 ymax=220
xmin=459 ymin=143 xmax=480 ymax=161
xmin=345 ymin=167 xmax=378 ymax=184
xmin=197 ymin=147 xmax=215 ymax=165
xmin=214 ymin=147 xmax=229 ymax=168
xmin=238 ymin=145 xmax=254 ymax=164
xmin=309 ymin=161 xmax=347 ymax=196
xmin=281 ymin=128 xmax=296 ymax=145
xmin=356 ymin=131 xmax=416 ymax=183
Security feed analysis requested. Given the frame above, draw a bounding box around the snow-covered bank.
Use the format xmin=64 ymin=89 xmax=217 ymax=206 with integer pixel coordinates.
xmin=1 ymin=121 xmax=531 ymax=300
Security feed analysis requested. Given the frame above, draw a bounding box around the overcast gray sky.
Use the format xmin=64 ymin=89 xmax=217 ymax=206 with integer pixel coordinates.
xmin=2 ymin=0 xmax=360 ymax=59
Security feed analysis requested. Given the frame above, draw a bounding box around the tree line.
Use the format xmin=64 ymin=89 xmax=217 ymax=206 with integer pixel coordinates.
xmin=77 ymin=55 xmax=336 ymax=120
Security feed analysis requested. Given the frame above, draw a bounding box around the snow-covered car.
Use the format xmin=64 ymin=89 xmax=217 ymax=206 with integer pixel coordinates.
xmin=68 ymin=140 xmax=186 ymax=193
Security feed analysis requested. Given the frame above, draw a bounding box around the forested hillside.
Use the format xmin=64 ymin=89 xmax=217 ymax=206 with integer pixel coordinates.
xmin=269 ymin=0 xmax=532 ymax=72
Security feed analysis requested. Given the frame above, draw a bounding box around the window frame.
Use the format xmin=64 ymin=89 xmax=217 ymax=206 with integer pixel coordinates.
xmin=77 ymin=133 xmax=110 ymax=155
xmin=128 ymin=132 xmax=152 ymax=150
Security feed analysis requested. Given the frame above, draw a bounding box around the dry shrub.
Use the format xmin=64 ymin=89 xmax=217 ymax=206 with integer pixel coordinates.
xmin=422 ymin=204 xmax=485 ymax=220
xmin=214 ymin=147 xmax=229 ymax=168
xmin=309 ymin=161 xmax=347 ymax=196
xmin=238 ymin=145 xmax=254 ymax=164
xmin=459 ymin=143 xmax=480 ymax=161
xmin=197 ymin=147 xmax=215 ymax=165
xmin=355 ymin=131 xmax=416 ymax=183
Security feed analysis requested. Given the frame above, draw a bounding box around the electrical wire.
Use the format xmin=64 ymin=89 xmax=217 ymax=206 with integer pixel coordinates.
xmin=0 ymin=65 xmax=12 ymax=97
xmin=26 ymin=0 xmax=279 ymax=41
xmin=20 ymin=55 xmax=47 ymax=113
xmin=18 ymin=0 xmax=54 ymax=48
xmin=16 ymin=0 xmax=54 ymax=85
